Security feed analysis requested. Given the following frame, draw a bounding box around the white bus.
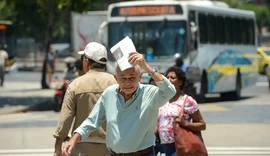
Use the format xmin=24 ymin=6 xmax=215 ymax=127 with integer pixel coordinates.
xmin=102 ymin=0 xmax=258 ymax=100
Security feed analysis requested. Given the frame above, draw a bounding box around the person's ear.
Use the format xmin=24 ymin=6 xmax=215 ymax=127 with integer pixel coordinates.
xmin=138 ymin=72 xmax=143 ymax=82
xmin=114 ymin=74 xmax=117 ymax=81
xmin=86 ymin=59 xmax=91 ymax=66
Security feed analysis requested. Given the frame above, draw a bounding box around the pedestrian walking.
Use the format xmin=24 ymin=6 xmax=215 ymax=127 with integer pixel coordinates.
xmin=47 ymin=47 xmax=57 ymax=85
xmin=157 ymin=66 xmax=206 ymax=156
xmin=53 ymin=42 xmax=117 ymax=156
xmin=63 ymin=51 xmax=176 ymax=156
xmin=174 ymin=57 xmax=187 ymax=72
xmin=0 ymin=44 xmax=8 ymax=86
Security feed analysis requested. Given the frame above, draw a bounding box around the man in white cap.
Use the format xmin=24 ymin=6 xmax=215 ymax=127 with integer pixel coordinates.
xmin=63 ymin=51 xmax=176 ymax=156
xmin=53 ymin=42 xmax=117 ymax=156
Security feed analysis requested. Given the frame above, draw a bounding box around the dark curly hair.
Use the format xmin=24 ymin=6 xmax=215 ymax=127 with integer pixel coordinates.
xmin=165 ymin=66 xmax=187 ymax=90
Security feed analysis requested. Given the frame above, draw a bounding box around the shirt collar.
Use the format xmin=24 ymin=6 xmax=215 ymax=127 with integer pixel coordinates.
xmin=86 ymin=68 xmax=104 ymax=73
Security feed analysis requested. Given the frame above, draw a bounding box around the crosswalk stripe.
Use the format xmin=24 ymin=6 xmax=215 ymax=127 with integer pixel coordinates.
xmin=256 ymin=82 xmax=268 ymax=87
xmin=1 ymin=147 xmax=270 ymax=155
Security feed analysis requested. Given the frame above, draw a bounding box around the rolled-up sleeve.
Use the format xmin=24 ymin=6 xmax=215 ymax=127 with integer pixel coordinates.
xmin=151 ymin=75 xmax=176 ymax=109
xmin=53 ymin=86 xmax=76 ymax=140
xmin=74 ymin=93 xmax=106 ymax=141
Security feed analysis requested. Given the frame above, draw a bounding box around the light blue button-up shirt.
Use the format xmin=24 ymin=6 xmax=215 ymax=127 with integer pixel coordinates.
xmin=74 ymin=75 xmax=176 ymax=153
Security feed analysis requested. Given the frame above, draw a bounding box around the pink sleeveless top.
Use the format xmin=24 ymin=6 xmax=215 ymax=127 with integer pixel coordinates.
xmin=157 ymin=95 xmax=199 ymax=144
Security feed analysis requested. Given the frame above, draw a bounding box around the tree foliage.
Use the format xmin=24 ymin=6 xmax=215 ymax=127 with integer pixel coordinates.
xmin=0 ymin=0 xmax=135 ymax=88
xmin=4 ymin=0 xmax=95 ymax=43
xmin=0 ymin=1 xmax=15 ymax=20
xmin=219 ymin=0 xmax=270 ymax=30
xmin=3 ymin=0 xmax=96 ymax=88
xmin=239 ymin=4 xmax=270 ymax=28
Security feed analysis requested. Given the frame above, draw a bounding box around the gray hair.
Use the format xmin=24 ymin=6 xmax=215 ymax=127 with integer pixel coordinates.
xmin=115 ymin=65 xmax=141 ymax=75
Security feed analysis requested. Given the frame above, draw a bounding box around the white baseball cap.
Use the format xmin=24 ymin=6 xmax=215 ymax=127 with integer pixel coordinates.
xmin=78 ymin=42 xmax=107 ymax=64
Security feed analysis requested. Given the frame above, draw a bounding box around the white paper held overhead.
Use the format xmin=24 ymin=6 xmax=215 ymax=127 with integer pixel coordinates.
xmin=110 ymin=36 xmax=136 ymax=71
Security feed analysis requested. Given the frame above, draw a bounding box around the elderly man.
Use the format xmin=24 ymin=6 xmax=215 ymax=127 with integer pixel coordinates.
xmin=63 ymin=51 xmax=176 ymax=156
xmin=53 ymin=42 xmax=117 ymax=156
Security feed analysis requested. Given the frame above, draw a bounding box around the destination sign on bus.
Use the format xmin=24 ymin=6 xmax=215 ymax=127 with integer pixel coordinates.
xmin=111 ymin=5 xmax=183 ymax=17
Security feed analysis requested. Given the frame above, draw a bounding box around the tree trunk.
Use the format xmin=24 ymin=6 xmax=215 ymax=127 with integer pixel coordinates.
xmin=41 ymin=11 xmax=54 ymax=89
xmin=41 ymin=43 xmax=50 ymax=89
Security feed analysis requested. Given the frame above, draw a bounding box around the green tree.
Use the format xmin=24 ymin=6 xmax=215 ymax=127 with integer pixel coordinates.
xmin=239 ymin=4 xmax=270 ymax=31
xmin=7 ymin=0 xmax=94 ymax=88
xmin=218 ymin=0 xmax=244 ymax=8
xmin=0 ymin=1 xmax=15 ymax=20
xmin=4 ymin=0 xmax=134 ymax=88
xmin=219 ymin=0 xmax=270 ymax=33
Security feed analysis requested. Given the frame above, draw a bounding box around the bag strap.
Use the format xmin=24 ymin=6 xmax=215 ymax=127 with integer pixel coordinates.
xmin=179 ymin=95 xmax=188 ymax=118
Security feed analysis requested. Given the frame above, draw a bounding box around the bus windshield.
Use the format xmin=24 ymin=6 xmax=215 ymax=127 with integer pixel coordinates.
xmin=108 ymin=20 xmax=186 ymax=61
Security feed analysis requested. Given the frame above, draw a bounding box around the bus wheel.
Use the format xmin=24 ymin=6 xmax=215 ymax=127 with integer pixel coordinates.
xmin=268 ymin=78 xmax=270 ymax=91
xmin=267 ymin=74 xmax=270 ymax=91
xmin=184 ymin=80 xmax=196 ymax=99
xmin=221 ymin=72 xmax=241 ymax=100
xmin=197 ymin=73 xmax=207 ymax=103
xmin=264 ymin=65 xmax=268 ymax=75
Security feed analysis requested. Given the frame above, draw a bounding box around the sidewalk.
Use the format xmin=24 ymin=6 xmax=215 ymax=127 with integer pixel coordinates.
xmin=16 ymin=59 xmax=66 ymax=72
xmin=0 ymin=81 xmax=55 ymax=115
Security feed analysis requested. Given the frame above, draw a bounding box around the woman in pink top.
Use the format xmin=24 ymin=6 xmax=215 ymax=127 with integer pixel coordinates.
xmin=157 ymin=66 xmax=206 ymax=156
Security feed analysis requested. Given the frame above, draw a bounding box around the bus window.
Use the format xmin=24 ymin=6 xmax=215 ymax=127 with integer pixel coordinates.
xmin=248 ymin=19 xmax=255 ymax=45
xmin=208 ymin=14 xmax=216 ymax=44
xmin=216 ymin=15 xmax=225 ymax=44
xmin=188 ymin=10 xmax=198 ymax=51
xmin=231 ymin=17 xmax=239 ymax=44
xmin=241 ymin=19 xmax=248 ymax=44
xmin=225 ymin=17 xmax=233 ymax=44
xmin=234 ymin=18 xmax=241 ymax=44
xmin=198 ymin=13 xmax=208 ymax=44
xmin=188 ymin=11 xmax=196 ymax=24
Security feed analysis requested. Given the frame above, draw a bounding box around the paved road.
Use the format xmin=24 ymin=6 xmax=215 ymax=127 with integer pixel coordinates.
xmin=3 ymin=71 xmax=269 ymax=92
xmin=2 ymin=71 xmax=64 ymax=83
xmin=0 ymin=72 xmax=269 ymax=155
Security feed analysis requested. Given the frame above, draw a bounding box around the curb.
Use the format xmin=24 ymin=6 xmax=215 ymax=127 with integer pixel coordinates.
xmin=18 ymin=67 xmax=64 ymax=73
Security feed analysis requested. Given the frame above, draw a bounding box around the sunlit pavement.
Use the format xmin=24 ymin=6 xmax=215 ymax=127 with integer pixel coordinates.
xmin=0 ymin=72 xmax=269 ymax=155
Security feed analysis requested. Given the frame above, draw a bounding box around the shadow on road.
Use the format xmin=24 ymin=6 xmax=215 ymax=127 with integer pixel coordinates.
xmin=198 ymin=95 xmax=255 ymax=104
xmin=0 ymin=97 xmax=53 ymax=115
xmin=0 ymin=97 xmax=52 ymax=107
xmin=0 ymin=88 xmax=51 ymax=93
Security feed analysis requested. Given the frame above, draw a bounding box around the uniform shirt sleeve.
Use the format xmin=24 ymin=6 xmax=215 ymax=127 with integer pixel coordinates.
xmin=53 ymin=85 xmax=76 ymax=140
xmin=150 ymin=75 xmax=176 ymax=110
xmin=74 ymin=92 xmax=107 ymax=141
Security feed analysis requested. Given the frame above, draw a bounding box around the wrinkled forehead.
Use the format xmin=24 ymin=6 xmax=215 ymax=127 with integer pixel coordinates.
xmin=116 ymin=66 xmax=140 ymax=76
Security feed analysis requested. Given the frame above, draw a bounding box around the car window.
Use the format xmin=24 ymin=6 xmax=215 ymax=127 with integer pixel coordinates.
xmin=264 ymin=50 xmax=270 ymax=55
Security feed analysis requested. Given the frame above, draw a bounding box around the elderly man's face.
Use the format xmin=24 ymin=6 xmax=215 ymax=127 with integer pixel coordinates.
xmin=115 ymin=66 xmax=142 ymax=95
